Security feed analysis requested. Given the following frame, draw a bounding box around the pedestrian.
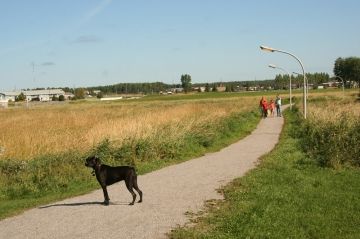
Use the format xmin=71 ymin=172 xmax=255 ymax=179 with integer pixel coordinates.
xmin=259 ymin=96 xmax=268 ymax=118
xmin=275 ymin=95 xmax=282 ymax=117
xmin=269 ymin=99 xmax=275 ymax=117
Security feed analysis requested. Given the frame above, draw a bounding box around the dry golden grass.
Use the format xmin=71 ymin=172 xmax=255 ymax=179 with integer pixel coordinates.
xmin=0 ymin=97 xmax=255 ymax=160
xmin=307 ymin=90 xmax=360 ymax=123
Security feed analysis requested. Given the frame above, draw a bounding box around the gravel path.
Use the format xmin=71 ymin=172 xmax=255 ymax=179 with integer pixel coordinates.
xmin=0 ymin=115 xmax=285 ymax=239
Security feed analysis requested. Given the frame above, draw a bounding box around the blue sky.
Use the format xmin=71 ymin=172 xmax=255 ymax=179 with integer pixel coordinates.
xmin=1 ymin=0 xmax=360 ymax=90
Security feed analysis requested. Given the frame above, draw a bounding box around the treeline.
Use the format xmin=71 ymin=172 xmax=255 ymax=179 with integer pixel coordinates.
xmin=78 ymin=72 xmax=334 ymax=95
xmin=86 ymin=82 xmax=179 ymax=95
xmin=274 ymin=72 xmax=330 ymax=89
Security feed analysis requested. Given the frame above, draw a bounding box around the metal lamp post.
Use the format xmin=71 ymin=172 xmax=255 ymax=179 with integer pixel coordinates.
xmin=334 ymin=75 xmax=345 ymax=94
xmin=260 ymin=45 xmax=307 ymax=119
xmin=293 ymin=71 xmax=309 ymax=99
xmin=268 ymin=64 xmax=292 ymax=110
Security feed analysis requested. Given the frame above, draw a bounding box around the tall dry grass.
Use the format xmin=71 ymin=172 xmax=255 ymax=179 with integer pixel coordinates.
xmin=300 ymin=91 xmax=360 ymax=167
xmin=0 ymin=97 xmax=255 ymax=160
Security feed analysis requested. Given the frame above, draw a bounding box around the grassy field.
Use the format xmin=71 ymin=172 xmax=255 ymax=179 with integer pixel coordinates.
xmin=0 ymin=92 xmax=268 ymax=219
xmin=1 ymin=89 xmax=357 ymax=223
xmin=170 ymin=90 xmax=360 ymax=238
xmin=0 ymin=93 xmax=264 ymax=160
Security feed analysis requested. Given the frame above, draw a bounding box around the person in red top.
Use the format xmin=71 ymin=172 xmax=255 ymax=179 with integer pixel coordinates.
xmin=259 ymin=96 xmax=268 ymax=118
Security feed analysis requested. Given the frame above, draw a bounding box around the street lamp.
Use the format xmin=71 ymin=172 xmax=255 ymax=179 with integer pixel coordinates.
xmin=260 ymin=45 xmax=307 ymax=119
xmin=293 ymin=71 xmax=309 ymax=98
xmin=334 ymin=75 xmax=345 ymax=94
xmin=268 ymin=64 xmax=292 ymax=110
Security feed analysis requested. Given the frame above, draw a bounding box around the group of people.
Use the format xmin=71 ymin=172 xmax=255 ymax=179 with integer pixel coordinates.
xmin=259 ymin=95 xmax=282 ymax=118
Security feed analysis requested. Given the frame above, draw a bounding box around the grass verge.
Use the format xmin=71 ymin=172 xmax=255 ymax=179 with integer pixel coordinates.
xmin=169 ymin=108 xmax=360 ymax=239
xmin=0 ymin=109 xmax=260 ymax=220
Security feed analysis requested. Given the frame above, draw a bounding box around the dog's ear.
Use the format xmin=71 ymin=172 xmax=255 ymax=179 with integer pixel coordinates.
xmin=94 ymin=156 xmax=101 ymax=165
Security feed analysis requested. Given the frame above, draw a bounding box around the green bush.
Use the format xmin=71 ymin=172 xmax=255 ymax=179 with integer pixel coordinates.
xmin=299 ymin=114 xmax=360 ymax=168
xmin=0 ymin=152 xmax=92 ymax=199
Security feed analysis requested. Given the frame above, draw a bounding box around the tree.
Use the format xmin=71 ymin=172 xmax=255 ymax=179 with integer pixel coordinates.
xmin=180 ymin=74 xmax=192 ymax=93
xmin=97 ymin=92 xmax=104 ymax=99
xmin=205 ymin=83 xmax=210 ymax=92
xmin=59 ymin=95 xmax=65 ymax=101
xmin=334 ymin=57 xmax=360 ymax=88
xmin=52 ymin=95 xmax=59 ymax=101
xmin=212 ymin=84 xmax=217 ymax=92
xmin=16 ymin=92 xmax=26 ymax=102
xmin=74 ymin=88 xmax=85 ymax=99
xmin=225 ymin=85 xmax=231 ymax=92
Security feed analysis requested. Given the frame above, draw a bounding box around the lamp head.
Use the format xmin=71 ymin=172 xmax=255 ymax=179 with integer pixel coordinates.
xmin=268 ymin=64 xmax=277 ymax=69
xmin=260 ymin=45 xmax=275 ymax=52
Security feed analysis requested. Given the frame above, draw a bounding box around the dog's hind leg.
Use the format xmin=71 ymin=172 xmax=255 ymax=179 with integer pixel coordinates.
xmin=125 ymin=180 xmax=136 ymax=205
xmin=133 ymin=176 xmax=143 ymax=203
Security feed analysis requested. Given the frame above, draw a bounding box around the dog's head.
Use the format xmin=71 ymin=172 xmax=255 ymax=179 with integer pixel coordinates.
xmin=85 ymin=156 xmax=101 ymax=168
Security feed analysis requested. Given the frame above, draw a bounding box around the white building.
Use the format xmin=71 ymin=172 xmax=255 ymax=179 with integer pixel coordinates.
xmin=0 ymin=89 xmax=65 ymax=102
xmin=23 ymin=89 xmax=65 ymax=101
xmin=0 ymin=93 xmax=8 ymax=107
xmin=0 ymin=91 xmax=21 ymax=101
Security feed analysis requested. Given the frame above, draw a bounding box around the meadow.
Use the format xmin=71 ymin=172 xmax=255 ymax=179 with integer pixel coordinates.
xmin=0 ymin=92 xmax=269 ymax=219
xmin=170 ymin=90 xmax=360 ymax=239
xmin=0 ymin=94 xmax=257 ymax=160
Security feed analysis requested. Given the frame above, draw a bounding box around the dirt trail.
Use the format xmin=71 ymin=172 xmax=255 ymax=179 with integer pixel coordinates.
xmin=0 ymin=114 xmax=285 ymax=239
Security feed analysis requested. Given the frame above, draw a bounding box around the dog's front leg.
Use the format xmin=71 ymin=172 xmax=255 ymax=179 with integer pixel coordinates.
xmin=101 ymin=185 xmax=110 ymax=206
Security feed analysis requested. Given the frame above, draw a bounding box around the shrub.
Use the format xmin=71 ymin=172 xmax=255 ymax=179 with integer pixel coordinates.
xmin=299 ymin=102 xmax=360 ymax=168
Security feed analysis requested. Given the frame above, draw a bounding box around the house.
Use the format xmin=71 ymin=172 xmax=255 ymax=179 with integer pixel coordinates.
xmin=0 ymin=93 xmax=5 ymax=101
xmin=0 ymin=91 xmax=21 ymax=101
xmin=322 ymin=81 xmax=341 ymax=88
xmin=23 ymin=89 xmax=65 ymax=101
xmin=64 ymin=92 xmax=75 ymax=100
xmin=0 ymin=89 xmax=66 ymax=102
xmin=216 ymin=86 xmax=226 ymax=92
xmin=0 ymin=93 xmax=7 ymax=107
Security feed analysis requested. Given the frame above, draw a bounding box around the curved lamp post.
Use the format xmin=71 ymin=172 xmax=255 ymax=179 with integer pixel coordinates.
xmin=268 ymin=64 xmax=292 ymax=110
xmin=293 ymin=71 xmax=308 ymax=99
xmin=260 ymin=45 xmax=307 ymax=119
xmin=334 ymin=75 xmax=345 ymax=94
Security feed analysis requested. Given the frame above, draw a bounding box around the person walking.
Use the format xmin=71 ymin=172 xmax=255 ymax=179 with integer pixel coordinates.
xmin=269 ymin=99 xmax=275 ymax=117
xmin=275 ymin=95 xmax=282 ymax=117
xmin=259 ymin=96 xmax=268 ymax=118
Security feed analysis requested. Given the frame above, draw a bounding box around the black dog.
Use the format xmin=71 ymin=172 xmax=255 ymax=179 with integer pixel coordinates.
xmin=85 ymin=156 xmax=143 ymax=206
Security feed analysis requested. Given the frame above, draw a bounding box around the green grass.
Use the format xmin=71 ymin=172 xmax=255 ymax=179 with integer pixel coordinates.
xmin=0 ymin=107 xmax=260 ymax=220
xmin=169 ymin=109 xmax=360 ymax=239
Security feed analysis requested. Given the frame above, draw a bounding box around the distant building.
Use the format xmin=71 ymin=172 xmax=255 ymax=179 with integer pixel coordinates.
xmin=216 ymin=85 xmax=226 ymax=92
xmin=64 ymin=92 xmax=75 ymax=100
xmin=23 ymin=89 xmax=65 ymax=101
xmin=0 ymin=89 xmax=65 ymax=102
xmin=0 ymin=93 xmax=7 ymax=107
xmin=322 ymin=81 xmax=341 ymax=88
xmin=0 ymin=91 xmax=21 ymax=101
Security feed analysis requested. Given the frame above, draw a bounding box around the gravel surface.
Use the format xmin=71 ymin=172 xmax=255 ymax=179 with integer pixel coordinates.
xmin=0 ymin=115 xmax=284 ymax=239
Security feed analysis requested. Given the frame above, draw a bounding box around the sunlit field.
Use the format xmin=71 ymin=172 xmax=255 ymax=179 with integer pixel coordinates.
xmin=170 ymin=89 xmax=360 ymax=239
xmin=0 ymin=95 xmax=256 ymax=160
xmin=0 ymin=93 xmax=264 ymax=219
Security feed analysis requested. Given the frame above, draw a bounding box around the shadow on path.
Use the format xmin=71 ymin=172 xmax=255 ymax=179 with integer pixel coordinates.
xmin=38 ymin=201 xmax=130 ymax=209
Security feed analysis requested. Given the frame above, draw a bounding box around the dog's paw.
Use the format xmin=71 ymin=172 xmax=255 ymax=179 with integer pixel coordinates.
xmin=103 ymin=200 xmax=110 ymax=206
xmin=129 ymin=202 xmax=134 ymax=206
